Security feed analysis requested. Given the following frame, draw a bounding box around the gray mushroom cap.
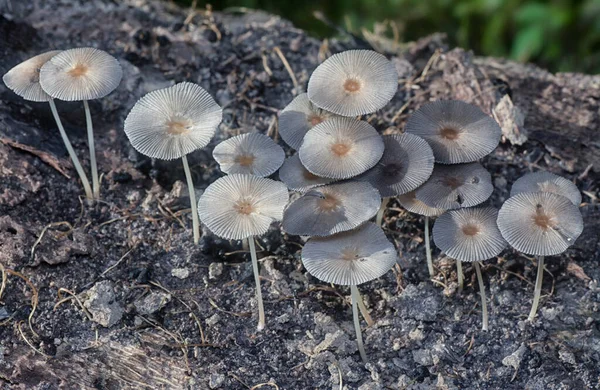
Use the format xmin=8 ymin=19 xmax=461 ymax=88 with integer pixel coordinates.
xmin=213 ymin=132 xmax=285 ymax=177
xmin=278 ymin=154 xmax=335 ymax=192
xmin=433 ymin=207 xmax=506 ymax=262
xmin=301 ymin=222 xmax=398 ymax=286
xmin=497 ymin=192 xmax=583 ymax=256
xmin=307 ymin=50 xmax=398 ymax=117
xmin=415 ymin=162 xmax=493 ymax=210
xmin=283 ymin=181 xmax=381 ymax=237
xmin=397 ymin=190 xmax=445 ymax=217
xmin=404 ymin=100 xmax=502 ymax=164
xmin=299 ymin=117 xmax=384 ymax=180
xmin=2 ymin=50 xmax=61 ymax=102
xmin=197 ymin=174 xmax=289 ymax=241
xmin=355 ymin=133 xmax=434 ymax=197
xmin=39 ymin=47 xmax=122 ymax=101
xmin=124 ymin=82 xmax=222 ymax=160
xmin=510 ymin=171 xmax=581 ymax=206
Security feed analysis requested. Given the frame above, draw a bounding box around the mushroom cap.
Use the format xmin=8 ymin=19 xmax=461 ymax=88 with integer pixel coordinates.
xmin=302 ymin=223 xmax=397 ymax=286
xmin=124 ymin=82 xmax=222 ymax=160
xmin=355 ymin=133 xmax=434 ymax=197
xmin=307 ymin=50 xmax=398 ymax=117
xmin=2 ymin=50 xmax=62 ymax=102
xmin=397 ymin=190 xmax=445 ymax=217
xmin=197 ymin=174 xmax=289 ymax=240
xmin=39 ymin=47 xmax=122 ymax=101
xmin=213 ymin=132 xmax=285 ymax=177
xmin=415 ymin=162 xmax=493 ymax=210
xmin=278 ymin=154 xmax=335 ymax=192
xmin=404 ymin=100 xmax=502 ymax=164
xmin=283 ymin=181 xmax=381 ymax=237
xmin=433 ymin=207 xmax=506 ymax=262
xmin=510 ymin=171 xmax=581 ymax=206
xmin=497 ymin=192 xmax=583 ymax=256
xmin=278 ymin=93 xmax=337 ymax=150
xmin=299 ymin=117 xmax=384 ymax=180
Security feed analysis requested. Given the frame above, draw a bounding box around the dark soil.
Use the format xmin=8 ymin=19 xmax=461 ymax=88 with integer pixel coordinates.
xmin=0 ymin=1 xmax=599 ymax=389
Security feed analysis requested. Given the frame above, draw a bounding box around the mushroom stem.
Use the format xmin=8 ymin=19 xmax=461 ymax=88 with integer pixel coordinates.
xmin=474 ymin=261 xmax=488 ymax=331
xmin=350 ymin=284 xmax=368 ymax=363
xmin=355 ymin=288 xmax=374 ymax=327
xmin=48 ymin=99 xmax=93 ymax=200
xmin=83 ymin=100 xmax=100 ymax=199
xmin=424 ymin=216 xmax=434 ymax=277
xmin=248 ymin=237 xmax=265 ymax=331
xmin=528 ymin=256 xmax=545 ymax=322
xmin=181 ymin=155 xmax=200 ymax=245
xmin=375 ymin=197 xmax=390 ymax=226
xmin=456 ymin=259 xmax=464 ymax=292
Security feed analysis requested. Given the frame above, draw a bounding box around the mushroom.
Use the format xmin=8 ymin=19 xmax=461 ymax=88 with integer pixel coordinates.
xmin=404 ymin=100 xmax=502 ymax=164
xmin=510 ymin=171 xmax=581 ymax=206
xmin=397 ymin=190 xmax=445 ymax=277
xmin=40 ymin=47 xmax=123 ymax=199
xmin=497 ymin=191 xmax=583 ymax=321
xmin=278 ymin=154 xmax=335 ymax=192
xmin=355 ymin=133 xmax=434 ymax=225
xmin=433 ymin=207 xmax=506 ymax=330
xmin=124 ymin=82 xmax=222 ymax=244
xmin=302 ymin=222 xmax=398 ymax=363
xmin=307 ymin=50 xmax=398 ymax=117
xmin=278 ymin=93 xmax=337 ymax=150
xmin=212 ymin=132 xmax=285 ymax=177
xmin=299 ymin=117 xmax=384 ymax=180
xmin=283 ymin=181 xmax=381 ymax=237
xmin=415 ymin=162 xmax=493 ymax=210
xmin=197 ymin=174 xmax=289 ymax=330
xmin=2 ymin=50 xmax=93 ymax=199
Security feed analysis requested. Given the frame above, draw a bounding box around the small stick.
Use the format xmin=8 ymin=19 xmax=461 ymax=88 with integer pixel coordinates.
xmin=273 ymin=46 xmax=299 ymax=93
xmin=350 ymin=284 xmax=367 ymax=363
xmin=83 ymin=100 xmax=100 ymax=199
xmin=375 ymin=197 xmax=389 ymax=226
xmin=528 ymin=256 xmax=545 ymax=322
xmin=424 ymin=216 xmax=434 ymax=277
xmin=474 ymin=262 xmax=488 ymax=331
xmin=457 ymin=259 xmax=464 ymax=292
xmin=248 ymin=237 xmax=265 ymax=330
xmin=181 ymin=155 xmax=200 ymax=245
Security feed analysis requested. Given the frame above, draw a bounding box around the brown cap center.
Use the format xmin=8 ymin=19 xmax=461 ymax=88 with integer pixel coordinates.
xmin=234 ymin=199 xmax=255 ymax=215
xmin=343 ymin=78 xmax=361 ymax=94
xmin=235 ymin=154 xmax=255 ymax=167
xmin=68 ymin=63 xmax=89 ymax=78
xmin=166 ymin=120 xmax=191 ymax=135
xmin=341 ymin=247 xmax=361 ymax=261
xmin=533 ymin=204 xmax=554 ymax=229
xmin=331 ymin=142 xmax=351 ymax=157
xmin=303 ymin=169 xmax=319 ymax=180
xmin=317 ymin=194 xmax=341 ymax=212
xmin=382 ymin=163 xmax=401 ymax=177
xmin=440 ymin=127 xmax=460 ymax=140
xmin=442 ymin=176 xmax=463 ymax=190
xmin=308 ymin=115 xmax=325 ymax=127
xmin=462 ymin=224 xmax=480 ymax=236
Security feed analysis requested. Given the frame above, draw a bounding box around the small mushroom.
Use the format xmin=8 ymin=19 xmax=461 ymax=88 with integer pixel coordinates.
xmin=404 ymin=100 xmax=502 ymax=164
xmin=197 ymin=174 xmax=289 ymax=330
xmin=278 ymin=93 xmax=337 ymax=150
xmin=433 ymin=207 xmax=506 ymax=330
xmin=212 ymin=132 xmax=285 ymax=177
xmin=397 ymin=190 xmax=445 ymax=277
xmin=302 ymin=222 xmax=398 ymax=362
xmin=283 ymin=181 xmax=381 ymax=237
xmin=510 ymin=171 xmax=581 ymax=206
xmin=2 ymin=50 xmax=93 ymax=199
xmin=278 ymin=154 xmax=335 ymax=192
xmin=307 ymin=50 xmax=398 ymax=117
xmin=124 ymin=82 xmax=222 ymax=244
xmin=40 ymin=47 xmax=123 ymax=199
xmin=355 ymin=133 xmax=434 ymax=225
xmin=299 ymin=117 xmax=384 ymax=180
xmin=416 ymin=162 xmax=493 ymax=210
xmin=497 ymin=191 xmax=583 ymax=321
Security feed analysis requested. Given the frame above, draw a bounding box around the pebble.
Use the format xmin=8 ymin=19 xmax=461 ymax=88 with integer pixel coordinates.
xmin=502 ymin=344 xmax=527 ymax=369
xmin=171 ymin=267 xmax=190 ymax=279
xmin=134 ymin=291 xmax=171 ymax=315
xmin=83 ymin=281 xmax=123 ymax=328
xmin=209 ymin=262 xmax=223 ymax=279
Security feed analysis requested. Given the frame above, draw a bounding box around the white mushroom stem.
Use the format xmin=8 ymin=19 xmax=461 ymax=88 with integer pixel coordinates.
xmin=350 ymin=284 xmax=368 ymax=364
xmin=48 ymin=99 xmax=93 ymax=200
xmin=355 ymin=288 xmax=374 ymax=327
xmin=181 ymin=155 xmax=200 ymax=245
xmin=375 ymin=197 xmax=390 ymax=226
xmin=83 ymin=100 xmax=100 ymax=199
xmin=528 ymin=256 xmax=545 ymax=322
xmin=474 ymin=262 xmax=488 ymax=331
xmin=456 ymin=259 xmax=464 ymax=292
xmin=248 ymin=237 xmax=266 ymax=331
xmin=424 ymin=216 xmax=434 ymax=278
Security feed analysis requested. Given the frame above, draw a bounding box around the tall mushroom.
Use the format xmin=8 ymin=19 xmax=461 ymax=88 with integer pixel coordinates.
xmin=124 ymin=82 xmax=222 ymax=244
xmin=433 ymin=207 xmax=506 ymax=330
xmin=197 ymin=174 xmax=289 ymax=330
xmin=2 ymin=50 xmax=93 ymax=199
xmin=302 ymin=223 xmax=398 ymax=363
xmin=40 ymin=47 xmax=123 ymax=199
xmin=213 ymin=132 xmax=285 ymax=177
xmin=497 ymin=191 xmax=583 ymax=321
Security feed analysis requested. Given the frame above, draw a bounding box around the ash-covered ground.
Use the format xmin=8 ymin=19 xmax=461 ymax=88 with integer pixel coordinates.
xmin=0 ymin=1 xmax=599 ymax=389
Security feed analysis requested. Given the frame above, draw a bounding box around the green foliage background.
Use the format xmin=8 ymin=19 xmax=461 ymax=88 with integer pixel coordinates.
xmin=179 ymin=0 xmax=600 ymax=74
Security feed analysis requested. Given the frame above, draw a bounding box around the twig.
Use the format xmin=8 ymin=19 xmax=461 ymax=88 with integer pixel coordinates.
xmin=100 ymin=247 xmax=135 ymax=277
xmin=54 ymin=287 xmax=94 ymax=321
xmin=0 ymin=137 xmax=71 ymax=178
xmin=30 ymin=221 xmax=73 ymax=261
xmin=4 ymin=268 xmax=39 ymax=338
xmin=273 ymin=46 xmax=299 ymax=93
xmin=17 ymin=321 xmax=48 ymax=357
xmin=250 ymin=383 xmax=279 ymax=390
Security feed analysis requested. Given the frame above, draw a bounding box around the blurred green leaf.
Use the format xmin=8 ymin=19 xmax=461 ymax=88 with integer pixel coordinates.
xmin=511 ymin=25 xmax=544 ymax=62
